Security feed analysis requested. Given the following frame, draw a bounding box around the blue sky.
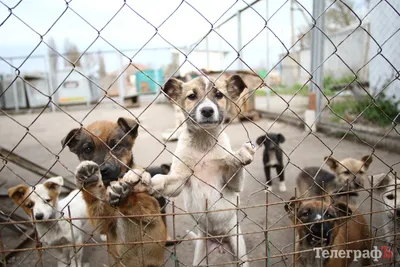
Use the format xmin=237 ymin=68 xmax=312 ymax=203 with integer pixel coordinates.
xmin=0 ymin=0 xmax=366 ymax=75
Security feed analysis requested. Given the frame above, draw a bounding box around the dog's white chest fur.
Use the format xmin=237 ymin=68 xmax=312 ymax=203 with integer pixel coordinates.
xmin=266 ymin=150 xmax=278 ymax=167
xmin=176 ymin=132 xmax=238 ymax=229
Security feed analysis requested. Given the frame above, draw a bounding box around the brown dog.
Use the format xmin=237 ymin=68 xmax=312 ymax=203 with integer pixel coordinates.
xmin=285 ymin=197 xmax=372 ymax=267
xmin=296 ymin=155 xmax=373 ymax=205
xmin=62 ymin=117 xmax=165 ymax=267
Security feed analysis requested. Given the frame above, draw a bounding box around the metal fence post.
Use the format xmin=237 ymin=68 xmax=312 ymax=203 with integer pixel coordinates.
xmin=9 ymin=59 xmax=19 ymax=113
xmin=265 ymin=0 xmax=270 ymax=111
xmin=310 ymin=0 xmax=325 ymax=119
xmin=44 ymin=54 xmax=56 ymax=112
xmin=118 ymin=53 xmax=126 ymax=105
xmin=237 ymin=10 xmax=243 ymax=70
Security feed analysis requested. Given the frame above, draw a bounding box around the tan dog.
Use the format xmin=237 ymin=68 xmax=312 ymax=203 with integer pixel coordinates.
xmin=285 ymin=197 xmax=372 ymax=267
xmin=297 ymin=155 xmax=373 ymax=205
xmin=149 ymin=75 xmax=255 ymax=266
xmin=62 ymin=118 xmax=165 ymax=267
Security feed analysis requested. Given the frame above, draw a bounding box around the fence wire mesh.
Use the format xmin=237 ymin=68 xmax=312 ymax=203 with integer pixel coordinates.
xmin=0 ymin=0 xmax=399 ymax=266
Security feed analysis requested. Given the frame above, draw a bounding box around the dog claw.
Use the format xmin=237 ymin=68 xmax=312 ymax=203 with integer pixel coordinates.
xmin=237 ymin=142 xmax=256 ymax=166
xmin=122 ymin=169 xmax=152 ymax=193
xmin=75 ymin=161 xmax=101 ymax=189
xmin=107 ymin=181 xmax=131 ymax=206
xmin=247 ymin=141 xmax=255 ymax=149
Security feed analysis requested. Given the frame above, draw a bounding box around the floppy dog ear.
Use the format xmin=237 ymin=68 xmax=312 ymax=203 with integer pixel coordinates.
xmin=225 ymin=75 xmax=247 ymax=101
xmin=256 ymin=135 xmax=266 ymax=146
xmin=43 ymin=176 xmax=64 ymax=194
xmin=325 ymin=156 xmax=339 ymax=171
xmin=333 ymin=202 xmax=353 ymax=218
xmin=369 ymin=173 xmax=395 ymax=192
xmin=163 ymin=78 xmax=183 ymax=102
xmin=285 ymin=197 xmax=301 ymax=220
xmin=161 ymin=164 xmax=171 ymax=175
xmin=61 ymin=128 xmax=81 ymax=152
xmin=277 ymin=133 xmax=285 ymax=144
xmin=8 ymin=184 xmax=29 ymax=205
xmin=117 ymin=117 xmax=139 ymax=138
xmin=361 ymin=155 xmax=373 ymax=168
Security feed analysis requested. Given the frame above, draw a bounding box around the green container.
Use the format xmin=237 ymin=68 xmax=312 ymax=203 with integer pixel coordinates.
xmin=135 ymin=69 xmax=164 ymax=94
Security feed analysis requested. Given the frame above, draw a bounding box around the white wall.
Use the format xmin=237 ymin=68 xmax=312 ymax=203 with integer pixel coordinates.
xmin=369 ymin=0 xmax=400 ymax=104
xmin=280 ymin=24 xmax=370 ymax=87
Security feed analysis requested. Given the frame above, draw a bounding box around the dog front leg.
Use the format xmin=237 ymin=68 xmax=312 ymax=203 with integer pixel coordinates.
xmin=224 ymin=142 xmax=256 ymax=192
xmin=75 ymin=161 xmax=115 ymax=232
xmin=151 ymin=173 xmax=190 ymax=197
xmin=55 ymin=248 xmax=71 ymax=267
xmin=228 ymin=224 xmax=249 ymax=267
xmin=276 ymin=165 xmax=286 ymax=192
xmin=68 ymin=246 xmax=83 ymax=267
xmin=193 ymin=230 xmax=207 ymax=266
xmin=264 ymin=165 xmax=271 ymax=186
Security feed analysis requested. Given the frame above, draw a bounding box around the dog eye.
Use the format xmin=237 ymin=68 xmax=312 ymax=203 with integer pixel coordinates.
xmin=343 ymin=170 xmax=351 ymax=175
xmin=83 ymin=147 xmax=92 ymax=154
xmin=300 ymin=210 xmax=309 ymax=217
xmin=45 ymin=199 xmax=51 ymax=203
xmin=215 ymin=91 xmax=224 ymax=99
xmin=26 ymin=203 xmax=34 ymax=209
xmin=386 ymin=194 xmax=395 ymax=200
xmin=113 ymin=144 xmax=122 ymax=151
xmin=187 ymin=93 xmax=197 ymax=100
xmin=325 ymin=213 xmax=333 ymax=219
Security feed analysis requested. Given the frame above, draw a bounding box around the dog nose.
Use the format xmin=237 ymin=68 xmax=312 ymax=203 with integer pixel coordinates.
xmin=310 ymin=222 xmax=331 ymax=236
xmin=396 ymin=208 xmax=400 ymax=218
xmin=35 ymin=213 xmax=44 ymax=220
xmin=100 ymin=165 xmax=110 ymax=175
xmin=201 ymin=107 xmax=214 ymax=118
xmin=310 ymin=222 xmax=323 ymax=236
xmin=100 ymin=164 xmax=121 ymax=183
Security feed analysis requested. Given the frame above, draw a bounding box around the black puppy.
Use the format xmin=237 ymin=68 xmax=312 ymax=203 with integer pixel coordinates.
xmin=146 ymin=163 xmax=176 ymax=246
xmin=147 ymin=164 xmax=171 ymax=217
xmin=256 ymin=133 xmax=286 ymax=192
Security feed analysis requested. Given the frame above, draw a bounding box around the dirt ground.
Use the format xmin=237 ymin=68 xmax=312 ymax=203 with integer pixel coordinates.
xmin=0 ymin=99 xmax=399 ymax=266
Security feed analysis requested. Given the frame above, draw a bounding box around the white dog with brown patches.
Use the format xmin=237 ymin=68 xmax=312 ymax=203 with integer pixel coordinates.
xmin=148 ymin=75 xmax=255 ymax=266
xmin=8 ymin=177 xmax=92 ymax=267
xmin=369 ymin=173 xmax=400 ymax=261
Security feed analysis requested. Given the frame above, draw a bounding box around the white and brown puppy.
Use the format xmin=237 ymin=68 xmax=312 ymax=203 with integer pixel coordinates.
xmin=297 ymin=155 xmax=373 ymax=205
xmin=8 ymin=177 xmax=92 ymax=267
xmin=369 ymin=173 xmax=400 ymax=261
xmin=145 ymin=75 xmax=256 ymax=266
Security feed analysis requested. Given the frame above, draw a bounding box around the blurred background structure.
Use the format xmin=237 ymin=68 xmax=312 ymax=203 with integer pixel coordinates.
xmin=1 ymin=0 xmax=398 ymax=138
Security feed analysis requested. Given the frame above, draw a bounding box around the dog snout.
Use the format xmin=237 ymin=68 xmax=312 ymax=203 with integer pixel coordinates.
xmin=100 ymin=164 xmax=121 ymax=182
xmin=310 ymin=222 xmax=332 ymax=236
xmin=395 ymin=208 xmax=400 ymax=218
xmin=200 ymin=106 xmax=214 ymax=118
xmin=35 ymin=212 xmax=44 ymax=220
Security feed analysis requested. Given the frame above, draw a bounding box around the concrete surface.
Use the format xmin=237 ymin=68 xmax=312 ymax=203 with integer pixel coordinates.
xmin=0 ymin=99 xmax=399 ymax=266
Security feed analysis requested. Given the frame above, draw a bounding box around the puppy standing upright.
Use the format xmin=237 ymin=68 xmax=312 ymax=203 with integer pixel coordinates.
xmin=62 ymin=117 xmax=165 ymax=267
xmin=148 ymin=75 xmax=255 ymax=266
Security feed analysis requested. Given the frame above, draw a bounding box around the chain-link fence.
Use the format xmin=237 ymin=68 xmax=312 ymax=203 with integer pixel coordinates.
xmin=0 ymin=0 xmax=399 ymax=266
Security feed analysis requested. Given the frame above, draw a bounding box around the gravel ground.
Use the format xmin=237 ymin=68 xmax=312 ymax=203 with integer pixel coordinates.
xmin=0 ymin=100 xmax=399 ymax=266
